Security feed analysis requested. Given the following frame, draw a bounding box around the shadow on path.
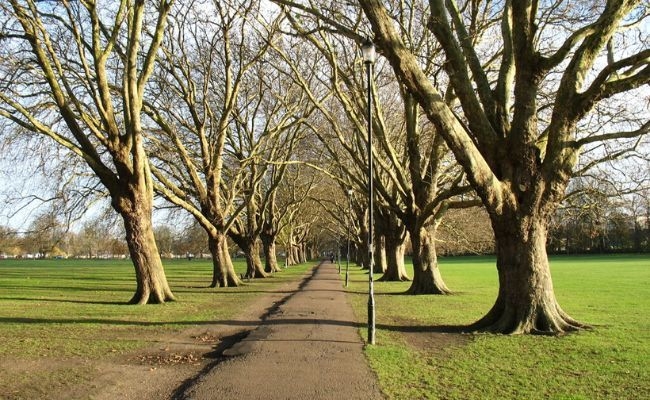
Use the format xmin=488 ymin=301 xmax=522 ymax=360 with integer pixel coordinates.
xmin=170 ymin=262 xmax=322 ymax=400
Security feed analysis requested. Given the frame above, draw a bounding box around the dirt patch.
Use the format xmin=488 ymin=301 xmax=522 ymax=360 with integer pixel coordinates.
xmin=388 ymin=317 xmax=473 ymax=355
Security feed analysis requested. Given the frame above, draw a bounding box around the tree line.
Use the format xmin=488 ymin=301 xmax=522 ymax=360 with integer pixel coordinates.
xmin=0 ymin=0 xmax=647 ymax=335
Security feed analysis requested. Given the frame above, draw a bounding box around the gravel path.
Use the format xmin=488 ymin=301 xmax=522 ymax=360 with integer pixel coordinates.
xmin=178 ymin=261 xmax=384 ymax=400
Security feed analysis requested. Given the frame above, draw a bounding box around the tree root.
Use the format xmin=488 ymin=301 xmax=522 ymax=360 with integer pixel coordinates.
xmin=128 ymin=288 xmax=176 ymax=305
xmin=468 ymin=301 xmax=589 ymax=335
xmin=405 ymin=279 xmax=451 ymax=295
xmin=377 ymin=273 xmax=411 ymax=282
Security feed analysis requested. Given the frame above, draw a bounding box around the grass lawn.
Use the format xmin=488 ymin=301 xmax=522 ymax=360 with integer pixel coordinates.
xmin=0 ymin=257 xmax=312 ymax=396
xmin=343 ymin=254 xmax=650 ymax=400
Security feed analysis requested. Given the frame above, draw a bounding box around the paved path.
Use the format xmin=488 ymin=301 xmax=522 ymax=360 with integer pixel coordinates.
xmin=179 ymin=262 xmax=384 ymax=400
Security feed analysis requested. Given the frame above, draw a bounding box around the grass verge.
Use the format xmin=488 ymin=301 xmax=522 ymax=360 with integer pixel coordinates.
xmin=0 ymin=258 xmax=312 ymax=397
xmin=343 ymin=254 xmax=650 ymax=400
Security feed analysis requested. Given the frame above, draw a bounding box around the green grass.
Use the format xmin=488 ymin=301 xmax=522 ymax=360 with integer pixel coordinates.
xmin=344 ymin=254 xmax=650 ymax=400
xmin=0 ymin=257 xmax=312 ymax=390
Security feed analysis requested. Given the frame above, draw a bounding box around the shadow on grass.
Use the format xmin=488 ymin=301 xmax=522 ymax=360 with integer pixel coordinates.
xmin=0 ymin=317 xmax=360 ymax=328
xmin=0 ymin=315 xmax=469 ymax=335
xmin=0 ymin=285 xmax=134 ymax=293
xmin=0 ymin=297 xmax=124 ymax=305
xmin=377 ymin=323 xmax=470 ymax=334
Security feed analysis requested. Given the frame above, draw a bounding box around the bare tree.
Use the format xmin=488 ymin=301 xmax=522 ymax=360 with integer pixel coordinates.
xmin=146 ymin=0 xmax=262 ymax=287
xmin=147 ymin=0 xmax=310 ymax=283
xmin=272 ymin=4 xmax=480 ymax=292
xmin=0 ymin=0 xmax=176 ymax=303
xmin=357 ymin=0 xmax=649 ymax=333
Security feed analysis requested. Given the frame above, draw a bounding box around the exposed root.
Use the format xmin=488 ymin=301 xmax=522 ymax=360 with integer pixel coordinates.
xmin=405 ymin=279 xmax=451 ymax=295
xmin=468 ymin=301 xmax=588 ymax=335
xmin=128 ymin=288 xmax=176 ymax=305
xmin=377 ymin=273 xmax=411 ymax=282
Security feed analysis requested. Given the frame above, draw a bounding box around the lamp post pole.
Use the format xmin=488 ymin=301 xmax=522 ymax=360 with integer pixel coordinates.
xmin=345 ymin=188 xmax=352 ymax=288
xmin=361 ymin=38 xmax=376 ymax=345
xmin=337 ymin=237 xmax=341 ymax=273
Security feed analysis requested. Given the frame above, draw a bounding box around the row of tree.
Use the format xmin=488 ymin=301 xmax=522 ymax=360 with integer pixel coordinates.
xmin=0 ymin=1 xmax=647 ymax=335
xmin=3 ymin=188 xmax=648 ymax=260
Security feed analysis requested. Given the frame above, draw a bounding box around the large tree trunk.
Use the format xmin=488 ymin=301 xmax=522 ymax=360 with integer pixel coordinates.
xmin=208 ymin=233 xmax=241 ymax=287
xmin=358 ymin=224 xmax=370 ymax=270
xmin=373 ymin=235 xmax=387 ymax=274
xmin=406 ymin=225 xmax=450 ymax=294
xmin=286 ymin=244 xmax=296 ymax=266
xmin=380 ymin=236 xmax=409 ymax=281
xmin=121 ymin=206 xmax=175 ymax=304
xmin=291 ymin=244 xmax=300 ymax=265
xmin=308 ymin=243 xmax=318 ymax=261
xmin=352 ymin=242 xmax=361 ymax=266
xmin=230 ymin=234 xmax=268 ymax=278
xmin=299 ymin=243 xmax=307 ymax=263
xmin=262 ymin=233 xmax=281 ymax=273
xmin=469 ymin=215 xmax=586 ymax=334
xmin=379 ymin=213 xmax=410 ymax=282
xmin=245 ymin=239 xmax=268 ymax=278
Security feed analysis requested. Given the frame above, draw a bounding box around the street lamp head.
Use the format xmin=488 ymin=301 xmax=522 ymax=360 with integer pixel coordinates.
xmin=361 ymin=38 xmax=376 ymax=64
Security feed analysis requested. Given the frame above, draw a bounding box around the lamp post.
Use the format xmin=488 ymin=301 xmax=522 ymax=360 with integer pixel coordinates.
xmin=361 ymin=38 xmax=376 ymax=345
xmin=337 ymin=236 xmax=341 ymax=273
xmin=345 ymin=188 xmax=353 ymax=288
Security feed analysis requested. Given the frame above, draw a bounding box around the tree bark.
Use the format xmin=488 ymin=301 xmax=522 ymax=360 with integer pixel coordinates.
xmin=378 ymin=211 xmax=410 ymax=281
xmin=299 ymin=242 xmax=307 ymax=263
xmin=230 ymin=233 xmax=268 ymax=278
xmin=291 ymin=244 xmax=300 ymax=265
xmin=358 ymin=221 xmax=370 ymax=270
xmin=469 ymin=214 xmax=586 ymax=334
xmin=246 ymin=239 xmax=267 ymax=278
xmin=406 ymin=225 xmax=450 ymax=294
xmin=373 ymin=234 xmax=387 ymax=274
xmin=262 ymin=233 xmax=281 ymax=273
xmin=380 ymin=234 xmax=410 ymax=282
xmin=208 ymin=232 xmax=241 ymax=287
xmin=120 ymin=204 xmax=175 ymax=305
xmin=286 ymin=244 xmax=296 ymax=265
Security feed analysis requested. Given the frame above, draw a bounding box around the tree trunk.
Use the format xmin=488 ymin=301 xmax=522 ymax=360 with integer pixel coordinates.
xmin=292 ymin=244 xmax=300 ymax=265
xmin=299 ymin=243 xmax=307 ymax=263
xmin=230 ymin=233 xmax=268 ymax=279
xmin=262 ymin=234 xmax=281 ymax=273
xmin=358 ymin=227 xmax=370 ymax=270
xmin=379 ymin=213 xmax=410 ymax=282
xmin=286 ymin=245 xmax=296 ymax=266
xmin=406 ymin=226 xmax=450 ymax=294
xmin=121 ymin=207 xmax=175 ymax=304
xmin=469 ymin=215 xmax=586 ymax=334
xmin=245 ymin=239 xmax=268 ymax=278
xmin=352 ymin=242 xmax=362 ymax=266
xmin=309 ymin=243 xmax=318 ymax=261
xmin=208 ymin=232 xmax=241 ymax=287
xmin=380 ymin=236 xmax=410 ymax=281
xmin=373 ymin=234 xmax=387 ymax=274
